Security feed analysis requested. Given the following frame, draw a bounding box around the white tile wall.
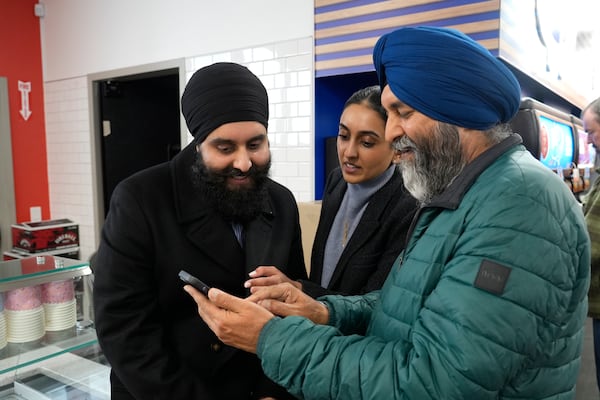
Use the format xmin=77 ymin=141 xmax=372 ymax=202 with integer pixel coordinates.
xmin=185 ymin=36 xmax=315 ymax=203
xmin=44 ymin=77 xmax=96 ymax=261
xmin=44 ymin=37 xmax=314 ymax=260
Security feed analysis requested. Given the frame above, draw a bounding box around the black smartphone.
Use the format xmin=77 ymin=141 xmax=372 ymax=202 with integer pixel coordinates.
xmin=178 ymin=270 xmax=211 ymax=296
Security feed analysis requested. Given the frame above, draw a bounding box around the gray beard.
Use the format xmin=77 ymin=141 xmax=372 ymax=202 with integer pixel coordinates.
xmin=393 ymin=123 xmax=466 ymax=205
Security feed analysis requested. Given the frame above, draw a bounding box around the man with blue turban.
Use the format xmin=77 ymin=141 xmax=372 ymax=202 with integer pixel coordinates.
xmin=184 ymin=27 xmax=590 ymax=399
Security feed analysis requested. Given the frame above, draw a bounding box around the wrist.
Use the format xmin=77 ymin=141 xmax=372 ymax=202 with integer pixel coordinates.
xmin=316 ymin=301 xmax=330 ymax=325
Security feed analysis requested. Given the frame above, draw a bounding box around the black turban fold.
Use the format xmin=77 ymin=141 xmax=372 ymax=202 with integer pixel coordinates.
xmin=181 ymin=62 xmax=269 ymax=142
xmin=373 ymin=26 xmax=521 ymax=130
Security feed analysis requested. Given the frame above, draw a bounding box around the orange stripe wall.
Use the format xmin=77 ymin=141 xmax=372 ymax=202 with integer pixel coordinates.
xmin=0 ymin=0 xmax=50 ymax=222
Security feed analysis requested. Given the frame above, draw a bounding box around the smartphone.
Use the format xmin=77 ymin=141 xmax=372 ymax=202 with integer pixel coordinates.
xmin=178 ymin=270 xmax=211 ymax=296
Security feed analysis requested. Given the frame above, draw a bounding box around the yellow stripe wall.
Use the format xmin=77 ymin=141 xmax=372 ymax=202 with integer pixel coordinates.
xmin=315 ymin=0 xmax=501 ymax=77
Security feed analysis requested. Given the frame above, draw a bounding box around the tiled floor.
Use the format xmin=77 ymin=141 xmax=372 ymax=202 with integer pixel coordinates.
xmin=577 ymin=318 xmax=599 ymax=399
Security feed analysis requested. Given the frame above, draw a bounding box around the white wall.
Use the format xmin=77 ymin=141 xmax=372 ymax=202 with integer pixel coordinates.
xmin=40 ymin=0 xmax=313 ymax=81
xmin=40 ymin=1 xmax=315 ymax=260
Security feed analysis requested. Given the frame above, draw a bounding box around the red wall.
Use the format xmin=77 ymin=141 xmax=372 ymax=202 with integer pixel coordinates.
xmin=0 ymin=0 xmax=50 ymax=222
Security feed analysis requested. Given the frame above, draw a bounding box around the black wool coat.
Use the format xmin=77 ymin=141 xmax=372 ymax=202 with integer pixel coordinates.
xmin=301 ymin=167 xmax=418 ymax=298
xmin=93 ymin=142 xmax=307 ymax=400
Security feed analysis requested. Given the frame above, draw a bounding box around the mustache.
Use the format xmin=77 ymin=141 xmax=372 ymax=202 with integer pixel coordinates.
xmin=392 ymin=136 xmax=417 ymax=152
xmin=215 ymin=163 xmax=271 ymax=181
xmin=220 ymin=167 xmax=251 ymax=178
xmin=191 ymin=151 xmax=272 ymax=188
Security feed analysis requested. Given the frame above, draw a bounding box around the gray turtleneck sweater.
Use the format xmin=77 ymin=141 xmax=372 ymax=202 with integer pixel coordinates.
xmin=321 ymin=165 xmax=396 ymax=287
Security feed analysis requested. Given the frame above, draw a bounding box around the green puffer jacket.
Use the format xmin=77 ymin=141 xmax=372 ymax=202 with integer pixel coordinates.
xmin=257 ymin=136 xmax=591 ymax=399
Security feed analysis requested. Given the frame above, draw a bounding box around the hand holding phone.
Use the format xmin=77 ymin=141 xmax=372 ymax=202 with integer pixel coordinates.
xmin=179 ymin=270 xmax=211 ymax=296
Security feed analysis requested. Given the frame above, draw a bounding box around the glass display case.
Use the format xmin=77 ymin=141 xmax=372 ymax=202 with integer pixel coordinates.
xmin=0 ymin=256 xmax=109 ymax=399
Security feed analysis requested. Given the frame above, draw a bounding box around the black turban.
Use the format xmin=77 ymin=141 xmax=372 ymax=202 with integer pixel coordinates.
xmin=373 ymin=26 xmax=521 ymax=130
xmin=181 ymin=62 xmax=269 ymax=142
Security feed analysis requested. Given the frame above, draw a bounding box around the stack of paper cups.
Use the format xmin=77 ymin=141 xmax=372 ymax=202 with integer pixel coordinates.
xmin=42 ymin=280 xmax=76 ymax=331
xmin=4 ymin=285 xmax=45 ymax=343
xmin=0 ymin=294 xmax=7 ymax=349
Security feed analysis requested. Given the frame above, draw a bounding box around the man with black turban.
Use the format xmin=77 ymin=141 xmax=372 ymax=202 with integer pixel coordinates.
xmin=93 ymin=62 xmax=307 ymax=400
xmin=185 ymin=27 xmax=591 ymax=399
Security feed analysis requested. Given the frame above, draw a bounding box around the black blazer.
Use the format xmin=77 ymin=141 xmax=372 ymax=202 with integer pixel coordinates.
xmin=301 ymin=167 xmax=417 ymax=298
xmin=93 ymin=142 xmax=307 ymax=400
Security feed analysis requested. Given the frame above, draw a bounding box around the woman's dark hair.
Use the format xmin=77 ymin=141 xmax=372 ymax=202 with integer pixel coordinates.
xmin=343 ymin=85 xmax=387 ymax=122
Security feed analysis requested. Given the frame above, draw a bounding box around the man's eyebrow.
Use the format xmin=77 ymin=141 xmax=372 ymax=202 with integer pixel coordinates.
xmin=207 ymin=134 xmax=267 ymax=145
xmin=247 ymin=134 xmax=267 ymax=142
xmin=207 ymin=137 xmax=235 ymax=145
xmin=388 ymin=100 xmax=409 ymax=110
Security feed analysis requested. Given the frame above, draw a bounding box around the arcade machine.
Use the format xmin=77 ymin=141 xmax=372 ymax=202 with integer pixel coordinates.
xmin=509 ymin=97 xmax=586 ymax=199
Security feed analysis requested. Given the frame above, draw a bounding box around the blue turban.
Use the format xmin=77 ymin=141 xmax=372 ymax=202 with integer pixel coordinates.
xmin=373 ymin=26 xmax=521 ymax=130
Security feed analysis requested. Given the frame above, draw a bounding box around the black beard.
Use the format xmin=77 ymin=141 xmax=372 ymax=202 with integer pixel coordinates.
xmin=191 ymin=153 xmax=271 ymax=223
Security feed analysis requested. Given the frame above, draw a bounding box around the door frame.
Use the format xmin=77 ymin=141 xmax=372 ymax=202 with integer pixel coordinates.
xmin=0 ymin=77 xmax=17 ymax=254
xmin=87 ymin=58 xmax=187 ymax=245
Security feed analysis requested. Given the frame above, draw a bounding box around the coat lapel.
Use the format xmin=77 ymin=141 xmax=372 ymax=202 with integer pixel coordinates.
xmin=244 ymin=197 xmax=275 ymax=275
xmin=184 ymin=215 xmax=245 ymax=274
xmin=328 ymin=218 xmax=379 ymax=287
xmin=310 ymin=171 xmax=346 ymax=283
xmin=327 ymin=170 xmax=400 ymax=288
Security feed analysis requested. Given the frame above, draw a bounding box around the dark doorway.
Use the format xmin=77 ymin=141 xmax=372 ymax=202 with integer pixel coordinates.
xmin=97 ymin=70 xmax=181 ymax=216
